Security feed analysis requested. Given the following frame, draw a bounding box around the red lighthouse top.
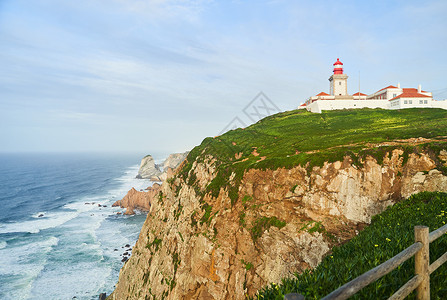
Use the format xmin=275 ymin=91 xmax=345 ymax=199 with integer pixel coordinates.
xmin=333 ymin=58 xmax=343 ymax=74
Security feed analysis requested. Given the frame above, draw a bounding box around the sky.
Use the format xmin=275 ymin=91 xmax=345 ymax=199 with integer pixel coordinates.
xmin=1 ymin=0 xmax=447 ymax=154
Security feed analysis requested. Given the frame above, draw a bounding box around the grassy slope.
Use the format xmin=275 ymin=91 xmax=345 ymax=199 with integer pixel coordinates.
xmin=255 ymin=191 xmax=447 ymax=299
xmin=179 ymin=108 xmax=447 ymax=203
xmin=174 ymin=108 xmax=447 ymax=298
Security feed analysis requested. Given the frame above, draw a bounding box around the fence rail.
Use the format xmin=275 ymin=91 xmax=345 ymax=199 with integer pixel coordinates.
xmin=285 ymin=223 xmax=447 ymax=300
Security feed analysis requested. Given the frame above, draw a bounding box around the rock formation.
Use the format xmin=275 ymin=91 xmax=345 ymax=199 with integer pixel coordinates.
xmin=112 ymin=184 xmax=161 ymax=215
xmin=163 ymin=152 xmax=190 ymax=170
xmin=136 ymin=152 xmax=189 ymax=181
xmin=136 ymin=155 xmax=161 ymax=179
xmin=108 ymin=146 xmax=447 ymax=300
xmin=115 ymin=153 xmax=189 ymax=215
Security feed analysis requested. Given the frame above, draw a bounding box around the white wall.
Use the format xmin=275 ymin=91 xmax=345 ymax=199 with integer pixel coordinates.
xmin=389 ymin=98 xmax=432 ymax=110
xmin=306 ymin=99 xmax=389 ymax=113
xmin=432 ymin=100 xmax=447 ymax=109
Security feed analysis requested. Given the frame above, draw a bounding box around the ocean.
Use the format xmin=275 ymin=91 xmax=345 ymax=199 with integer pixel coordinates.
xmin=0 ymin=153 xmax=159 ymax=300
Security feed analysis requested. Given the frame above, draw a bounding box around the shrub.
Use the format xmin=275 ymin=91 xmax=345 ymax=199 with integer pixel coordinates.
xmin=250 ymin=216 xmax=286 ymax=242
xmin=254 ymin=191 xmax=447 ymax=299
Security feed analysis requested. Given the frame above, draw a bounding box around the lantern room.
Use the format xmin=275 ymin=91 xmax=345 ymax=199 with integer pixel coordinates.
xmin=333 ymin=58 xmax=344 ymax=74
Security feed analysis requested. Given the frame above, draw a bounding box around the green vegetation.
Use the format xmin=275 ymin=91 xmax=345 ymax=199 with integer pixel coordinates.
xmin=173 ymin=200 xmax=183 ymax=221
xmin=178 ymin=231 xmax=184 ymax=242
xmin=250 ymin=216 xmax=286 ymax=241
xmin=146 ymin=237 xmax=163 ymax=253
xmin=158 ymin=191 xmax=164 ymax=205
xmin=241 ymin=259 xmax=254 ymax=271
xmin=299 ymin=220 xmax=325 ymax=234
xmin=166 ymin=177 xmax=175 ymax=185
xmin=169 ymin=251 xmax=181 ymax=292
xmin=290 ymin=184 xmax=298 ymax=193
xmin=239 ymin=212 xmax=246 ymax=227
xmin=255 ymin=191 xmax=447 ymax=299
xmin=178 ymin=108 xmax=447 ymax=204
xmin=242 ymin=195 xmax=254 ymax=206
xmin=200 ymin=203 xmax=214 ymax=225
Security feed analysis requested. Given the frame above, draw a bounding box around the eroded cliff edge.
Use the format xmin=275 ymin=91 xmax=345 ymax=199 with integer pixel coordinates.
xmin=109 ymin=147 xmax=447 ymax=300
xmin=109 ymin=109 xmax=447 ymax=299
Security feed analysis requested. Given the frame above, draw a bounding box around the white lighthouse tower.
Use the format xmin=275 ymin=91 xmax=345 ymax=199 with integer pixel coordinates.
xmin=329 ymin=58 xmax=348 ymax=96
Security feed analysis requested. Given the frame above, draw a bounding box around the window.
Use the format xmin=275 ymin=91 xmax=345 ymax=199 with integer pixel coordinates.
xmin=404 ymin=100 xmax=408 ymax=104
xmin=339 ymin=82 xmax=341 ymax=85
xmin=424 ymin=100 xmax=428 ymax=104
xmin=393 ymin=94 xmax=397 ymax=98
xmin=420 ymin=100 xmax=423 ymax=104
xmin=409 ymin=100 xmax=413 ymax=104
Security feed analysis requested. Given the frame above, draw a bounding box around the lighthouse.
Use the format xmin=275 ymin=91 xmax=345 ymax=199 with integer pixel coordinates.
xmin=329 ymin=58 xmax=348 ymax=96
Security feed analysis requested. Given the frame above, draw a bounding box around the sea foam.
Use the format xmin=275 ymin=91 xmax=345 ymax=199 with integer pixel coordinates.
xmin=0 ymin=211 xmax=78 ymax=234
xmin=0 ymin=156 xmax=153 ymax=299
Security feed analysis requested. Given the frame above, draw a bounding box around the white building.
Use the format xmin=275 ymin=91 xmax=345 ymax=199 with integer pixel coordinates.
xmin=301 ymin=59 xmax=447 ymax=113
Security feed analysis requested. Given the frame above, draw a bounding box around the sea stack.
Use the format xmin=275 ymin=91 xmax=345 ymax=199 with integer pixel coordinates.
xmin=135 ymin=155 xmax=161 ymax=179
xmin=136 ymin=152 xmax=189 ymax=181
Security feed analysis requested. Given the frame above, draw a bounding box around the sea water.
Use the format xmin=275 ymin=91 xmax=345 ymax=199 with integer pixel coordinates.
xmin=0 ymin=153 xmax=160 ymax=300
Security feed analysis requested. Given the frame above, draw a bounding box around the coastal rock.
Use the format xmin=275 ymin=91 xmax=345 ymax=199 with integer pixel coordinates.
xmin=112 ymin=184 xmax=162 ymax=215
xmin=136 ymin=152 xmax=189 ymax=181
xmin=136 ymin=155 xmax=161 ymax=179
xmin=163 ymin=152 xmax=189 ymax=170
xmin=109 ymin=147 xmax=447 ymax=300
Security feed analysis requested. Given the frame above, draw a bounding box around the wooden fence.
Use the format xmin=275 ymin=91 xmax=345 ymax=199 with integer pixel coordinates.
xmin=285 ymin=224 xmax=447 ymax=300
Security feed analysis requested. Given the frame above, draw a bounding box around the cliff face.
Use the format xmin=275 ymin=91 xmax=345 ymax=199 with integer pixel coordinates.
xmin=109 ymin=147 xmax=447 ymax=300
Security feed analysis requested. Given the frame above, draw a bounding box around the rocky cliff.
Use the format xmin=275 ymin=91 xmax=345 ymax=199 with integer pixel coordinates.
xmin=109 ymin=146 xmax=447 ymax=300
xmin=108 ymin=109 xmax=447 ymax=299
xmin=112 ymin=184 xmax=161 ymax=215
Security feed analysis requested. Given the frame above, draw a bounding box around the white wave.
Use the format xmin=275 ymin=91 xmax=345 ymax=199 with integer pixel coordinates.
xmin=0 ymin=211 xmax=78 ymax=234
xmin=0 ymin=236 xmax=59 ymax=299
xmin=64 ymin=199 xmax=102 ymax=212
xmin=0 ymin=161 xmax=153 ymax=299
xmin=31 ymin=260 xmax=112 ymax=299
xmin=32 ymin=212 xmax=47 ymax=218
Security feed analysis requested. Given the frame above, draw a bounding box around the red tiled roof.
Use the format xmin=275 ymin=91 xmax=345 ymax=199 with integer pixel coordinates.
xmin=352 ymin=92 xmax=367 ymax=96
xmin=375 ymin=85 xmax=398 ymax=93
xmin=300 ymin=103 xmax=306 ymax=107
xmin=389 ymin=88 xmax=432 ymax=101
xmin=316 ymin=92 xmax=330 ymax=96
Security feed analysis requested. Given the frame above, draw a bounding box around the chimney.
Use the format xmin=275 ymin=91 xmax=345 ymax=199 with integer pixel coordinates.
xmin=418 ymin=84 xmax=422 ymax=93
xmin=397 ymin=82 xmax=400 ymax=89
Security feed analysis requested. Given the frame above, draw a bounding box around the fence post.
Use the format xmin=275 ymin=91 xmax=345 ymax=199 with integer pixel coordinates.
xmin=414 ymin=226 xmax=430 ymax=300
